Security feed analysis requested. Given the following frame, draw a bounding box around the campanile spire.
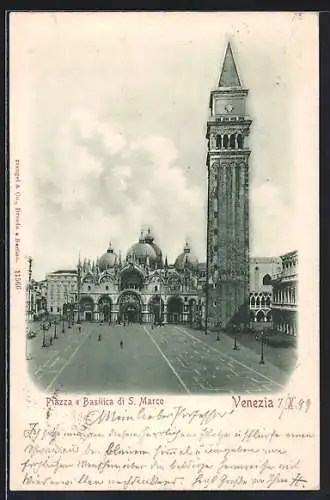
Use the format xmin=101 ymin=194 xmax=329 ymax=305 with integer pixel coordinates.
xmin=218 ymin=42 xmax=241 ymax=88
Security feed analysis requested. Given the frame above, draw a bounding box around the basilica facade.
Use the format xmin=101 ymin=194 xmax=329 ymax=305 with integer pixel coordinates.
xmin=73 ymin=228 xmax=206 ymax=325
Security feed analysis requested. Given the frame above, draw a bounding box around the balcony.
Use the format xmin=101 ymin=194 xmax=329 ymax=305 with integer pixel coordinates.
xmin=272 ymin=303 xmax=297 ymax=311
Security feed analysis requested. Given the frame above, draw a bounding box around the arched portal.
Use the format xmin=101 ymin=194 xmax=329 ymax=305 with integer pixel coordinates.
xmin=120 ymin=267 xmax=144 ymax=291
xmin=167 ymin=296 xmax=183 ymax=324
xmin=256 ymin=310 xmax=265 ymax=323
xmin=118 ymin=291 xmax=142 ymax=324
xmin=98 ymin=295 xmax=112 ymax=323
xmin=80 ymin=296 xmax=94 ymax=321
xmin=149 ymin=295 xmax=164 ymax=325
xmin=266 ymin=310 xmax=272 ymax=322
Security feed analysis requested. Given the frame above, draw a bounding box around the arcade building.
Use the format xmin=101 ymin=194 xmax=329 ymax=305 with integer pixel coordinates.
xmin=72 ymin=228 xmax=206 ymax=325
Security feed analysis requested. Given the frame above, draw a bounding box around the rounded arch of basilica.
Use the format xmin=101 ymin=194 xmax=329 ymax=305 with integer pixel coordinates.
xmin=117 ymin=289 xmax=143 ymax=324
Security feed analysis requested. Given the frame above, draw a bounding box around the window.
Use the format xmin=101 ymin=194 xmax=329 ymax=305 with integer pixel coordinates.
xmin=262 ymin=274 xmax=272 ymax=286
xmin=154 ymin=286 xmax=158 ymax=292
xmin=57 ymin=307 xmax=60 ymax=313
xmin=237 ymin=134 xmax=243 ymax=148
xmin=88 ymin=285 xmax=91 ymax=291
xmin=216 ymin=135 xmax=222 ymax=149
xmin=105 ymin=286 xmax=109 ymax=291
xmin=223 ymin=135 xmax=229 ymax=149
xmin=50 ymin=307 xmax=53 ymax=312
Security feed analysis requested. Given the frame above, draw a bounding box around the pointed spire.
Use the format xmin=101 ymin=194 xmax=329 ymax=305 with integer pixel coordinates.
xmin=184 ymin=241 xmax=191 ymax=253
xmin=165 ymin=256 xmax=168 ymax=268
xmin=218 ymin=42 xmax=241 ymax=88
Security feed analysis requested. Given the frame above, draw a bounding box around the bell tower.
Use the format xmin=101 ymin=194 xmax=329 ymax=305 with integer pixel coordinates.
xmin=206 ymin=42 xmax=252 ymax=329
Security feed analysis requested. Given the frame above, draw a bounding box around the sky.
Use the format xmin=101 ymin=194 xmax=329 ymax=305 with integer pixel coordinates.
xmin=10 ymin=12 xmax=317 ymax=280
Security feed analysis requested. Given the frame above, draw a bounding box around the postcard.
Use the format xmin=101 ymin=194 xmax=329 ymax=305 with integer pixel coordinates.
xmin=9 ymin=11 xmax=319 ymax=491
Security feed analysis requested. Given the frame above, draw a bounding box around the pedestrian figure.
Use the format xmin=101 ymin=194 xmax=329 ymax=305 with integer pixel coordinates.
xmin=98 ymin=333 xmax=102 ymax=342
xmin=120 ymin=340 xmax=123 ymax=349
xmin=78 ymin=326 xmax=81 ymax=333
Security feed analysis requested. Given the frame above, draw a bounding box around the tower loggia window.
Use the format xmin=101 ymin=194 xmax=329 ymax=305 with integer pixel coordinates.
xmin=237 ymin=133 xmax=244 ymax=149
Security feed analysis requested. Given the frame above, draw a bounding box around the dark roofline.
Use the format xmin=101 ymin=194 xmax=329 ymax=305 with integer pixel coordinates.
xmin=49 ymin=270 xmax=78 ymax=275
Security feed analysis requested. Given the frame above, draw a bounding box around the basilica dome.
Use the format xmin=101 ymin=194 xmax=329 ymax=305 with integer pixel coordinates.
xmin=174 ymin=242 xmax=199 ymax=271
xmin=99 ymin=242 xmax=117 ymax=271
xmin=126 ymin=232 xmax=157 ymax=265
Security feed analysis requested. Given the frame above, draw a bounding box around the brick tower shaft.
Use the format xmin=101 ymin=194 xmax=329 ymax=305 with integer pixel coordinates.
xmin=206 ymin=42 xmax=251 ymax=329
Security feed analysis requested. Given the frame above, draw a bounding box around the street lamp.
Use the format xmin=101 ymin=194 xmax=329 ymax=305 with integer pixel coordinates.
xmin=66 ymin=295 xmax=72 ymax=329
xmin=159 ymin=279 xmax=162 ymax=326
xmin=233 ymin=324 xmax=239 ymax=350
xmin=25 ymin=332 xmax=31 ymax=360
xmin=42 ymin=323 xmax=47 ymax=348
xmin=54 ymin=319 xmax=58 ymax=339
xmin=259 ymin=330 xmax=265 ymax=364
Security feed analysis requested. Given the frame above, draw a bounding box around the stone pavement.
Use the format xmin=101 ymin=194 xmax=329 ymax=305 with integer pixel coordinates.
xmin=26 ymin=321 xmax=295 ymax=394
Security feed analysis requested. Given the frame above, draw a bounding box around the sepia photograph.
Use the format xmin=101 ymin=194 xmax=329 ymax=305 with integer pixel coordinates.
xmin=17 ymin=13 xmax=302 ymax=395
xmin=9 ymin=12 xmax=319 ymax=491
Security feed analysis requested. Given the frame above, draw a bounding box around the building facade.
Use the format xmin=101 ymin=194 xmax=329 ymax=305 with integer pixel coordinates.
xmin=249 ymin=257 xmax=282 ymax=324
xmin=46 ymin=270 xmax=78 ymax=316
xmin=206 ymin=42 xmax=252 ymax=329
xmin=271 ymin=250 xmax=298 ymax=336
xmin=30 ymin=280 xmax=47 ymax=319
xmin=73 ymin=229 xmax=204 ymax=325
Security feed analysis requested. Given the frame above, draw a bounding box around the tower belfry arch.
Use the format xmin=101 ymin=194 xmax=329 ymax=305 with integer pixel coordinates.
xmin=206 ymin=42 xmax=252 ymax=329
